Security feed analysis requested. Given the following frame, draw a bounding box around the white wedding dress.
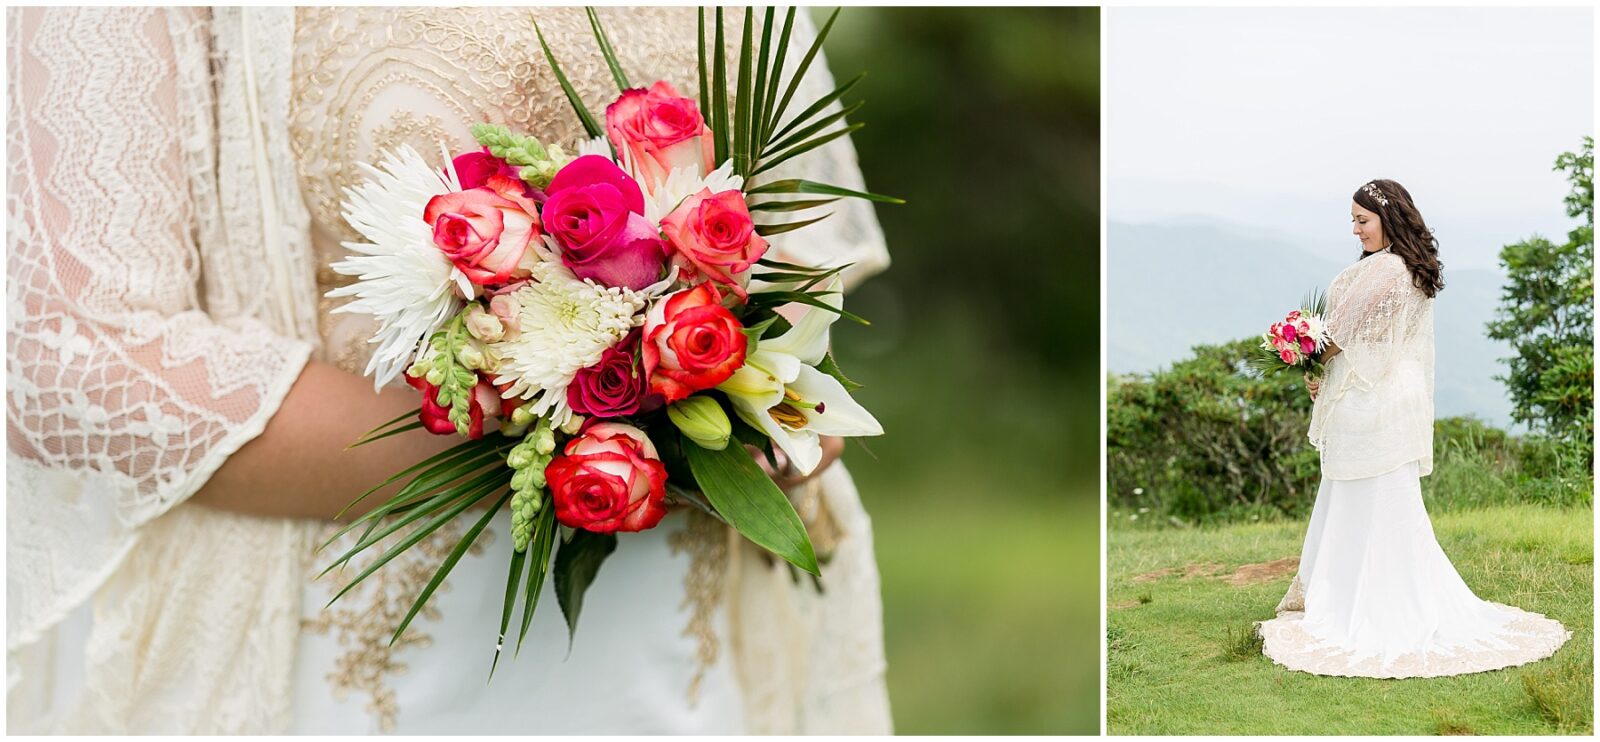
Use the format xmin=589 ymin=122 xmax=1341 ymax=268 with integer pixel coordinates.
xmin=1259 ymin=250 xmax=1570 ymax=678
xmin=7 ymin=7 xmax=891 ymax=734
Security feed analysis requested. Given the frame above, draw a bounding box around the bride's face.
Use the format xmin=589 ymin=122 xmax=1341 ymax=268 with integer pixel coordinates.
xmin=1351 ymin=202 xmax=1385 ymax=253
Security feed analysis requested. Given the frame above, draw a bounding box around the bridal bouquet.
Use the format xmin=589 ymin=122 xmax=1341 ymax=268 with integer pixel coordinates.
xmin=320 ymin=8 xmax=895 ymax=669
xmin=1250 ymin=289 xmax=1329 ymax=375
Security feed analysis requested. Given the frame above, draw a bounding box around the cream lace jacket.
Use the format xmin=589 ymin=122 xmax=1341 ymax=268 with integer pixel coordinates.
xmin=7 ymin=7 xmax=889 ymax=733
xmin=1307 ymin=250 xmax=1436 ymax=480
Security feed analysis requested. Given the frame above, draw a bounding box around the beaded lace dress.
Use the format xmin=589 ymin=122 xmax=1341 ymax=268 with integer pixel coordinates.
xmin=1260 ymin=250 xmax=1569 ymax=678
xmin=8 ymin=7 xmax=890 ymax=733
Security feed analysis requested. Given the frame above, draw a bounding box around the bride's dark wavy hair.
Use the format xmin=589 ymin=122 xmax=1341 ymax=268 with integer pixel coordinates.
xmin=1352 ymin=178 xmax=1444 ymax=297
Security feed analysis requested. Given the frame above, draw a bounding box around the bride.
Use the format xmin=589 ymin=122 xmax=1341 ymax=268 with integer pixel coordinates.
xmin=7 ymin=7 xmax=891 ymax=733
xmin=1258 ymin=179 xmax=1570 ymax=678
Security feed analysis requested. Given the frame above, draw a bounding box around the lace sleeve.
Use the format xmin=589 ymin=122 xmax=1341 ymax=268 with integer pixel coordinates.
xmin=1325 ymin=255 xmax=1423 ymax=392
xmin=6 ymin=7 xmax=312 ymax=651
xmin=749 ymin=11 xmax=891 ymax=292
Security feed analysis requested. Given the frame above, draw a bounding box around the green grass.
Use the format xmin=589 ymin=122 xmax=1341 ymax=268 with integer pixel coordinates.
xmin=1107 ymin=504 xmax=1593 ymax=735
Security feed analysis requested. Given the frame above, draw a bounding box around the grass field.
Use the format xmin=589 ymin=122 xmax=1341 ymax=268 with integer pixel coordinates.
xmin=1106 ymin=504 xmax=1594 ymax=735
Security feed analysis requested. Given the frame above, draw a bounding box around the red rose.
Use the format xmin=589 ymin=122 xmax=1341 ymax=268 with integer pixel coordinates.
xmin=641 ymin=283 xmax=746 ymax=404
xmin=452 ymin=149 xmax=522 ymax=190
xmin=546 ymin=422 xmax=669 ymax=533
xmin=405 ymin=373 xmax=504 ymax=440
xmin=423 ymin=177 xmax=541 ymax=286
xmin=604 ymin=81 xmax=715 ymax=192
xmin=659 ymin=188 xmax=767 ymax=299
xmin=543 ymin=155 xmax=667 ymax=290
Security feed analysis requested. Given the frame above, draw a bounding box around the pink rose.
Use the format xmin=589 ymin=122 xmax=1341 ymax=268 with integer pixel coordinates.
xmin=659 ymin=188 xmax=768 ymax=299
xmin=423 ymin=177 xmax=541 ymax=286
xmin=543 ymin=156 xmax=667 ymax=290
xmin=605 ymin=81 xmax=715 ymax=192
xmin=567 ymin=331 xmax=654 ymax=418
xmin=1279 ymin=349 xmax=1296 ymax=365
xmin=1299 ymin=336 xmax=1316 ymax=355
xmin=545 ymin=422 xmax=669 ymax=534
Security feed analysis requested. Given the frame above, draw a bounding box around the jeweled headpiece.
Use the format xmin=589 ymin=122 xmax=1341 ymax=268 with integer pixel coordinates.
xmin=1362 ymin=181 xmax=1390 ymax=207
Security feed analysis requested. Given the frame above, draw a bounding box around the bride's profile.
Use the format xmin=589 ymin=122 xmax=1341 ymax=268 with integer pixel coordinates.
xmin=1257 ymin=178 xmax=1571 ymax=678
xmin=7 ymin=7 xmax=891 ymax=733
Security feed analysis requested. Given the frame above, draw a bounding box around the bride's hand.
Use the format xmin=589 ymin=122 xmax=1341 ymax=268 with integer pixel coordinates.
xmin=1304 ymin=373 xmax=1321 ymax=401
xmin=748 ymin=436 xmax=845 ymax=491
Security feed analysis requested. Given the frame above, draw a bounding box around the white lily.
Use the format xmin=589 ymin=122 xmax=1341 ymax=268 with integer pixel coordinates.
xmin=717 ymin=279 xmax=882 ymax=476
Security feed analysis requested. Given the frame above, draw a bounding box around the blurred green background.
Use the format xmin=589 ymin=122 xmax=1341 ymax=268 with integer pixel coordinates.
xmin=816 ymin=7 xmax=1102 ymax=734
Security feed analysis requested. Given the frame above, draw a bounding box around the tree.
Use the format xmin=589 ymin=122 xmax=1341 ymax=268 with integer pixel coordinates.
xmin=1485 ymin=137 xmax=1593 ymax=448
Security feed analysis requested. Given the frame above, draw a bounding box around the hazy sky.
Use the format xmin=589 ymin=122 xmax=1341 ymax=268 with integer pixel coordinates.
xmin=1106 ymin=7 xmax=1594 ymax=270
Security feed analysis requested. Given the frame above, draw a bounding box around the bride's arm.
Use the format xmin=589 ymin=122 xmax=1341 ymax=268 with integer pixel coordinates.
xmin=189 ymin=361 xmax=457 ymax=520
xmin=8 ymin=7 xmax=452 ymax=528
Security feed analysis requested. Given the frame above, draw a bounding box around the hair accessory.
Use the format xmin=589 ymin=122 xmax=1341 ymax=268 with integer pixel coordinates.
xmin=1362 ymin=181 xmax=1390 ymax=207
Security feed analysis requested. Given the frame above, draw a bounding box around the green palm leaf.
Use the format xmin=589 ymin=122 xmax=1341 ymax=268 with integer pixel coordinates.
xmin=391 ymin=488 xmax=512 ymax=646
xmin=585 ymin=8 xmax=630 ymax=92
xmin=534 ymin=18 xmax=603 ymax=140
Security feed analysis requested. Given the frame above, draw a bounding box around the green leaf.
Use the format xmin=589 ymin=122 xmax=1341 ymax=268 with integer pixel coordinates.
xmin=733 ymin=9 xmax=754 ymax=177
xmin=347 ymin=419 xmax=428 ymax=450
xmin=766 ymin=7 xmax=840 ymax=144
xmin=747 ymin=197 xmax=839 ymax=213
xmin=755 ymin=213 xmax=833 ymax=237
xmin=755 ymin=256 xmax=835 ymax=272
xmin=534 ymin=19 xmax=603 ymax=140
xmin=322 ymin=465 xmax=505 ymax=580
xmin=815 ymin=351 xmax=864 ymax=393
xmin=683 ymin=435 xmax=818 ymax=575
xmin=325 ymin=438 xmax=509 ymax=546
xmin=746 ymin=289 xmax=869 ymax=325
xmin=711 ymin=8 xmax=730 ymax=166
xmin=349 ymin=407 xmax=423 ymax=448
xmin=767 ymin=73 xmax=864 ymax=145
xmin=741 ymin=315 xmax=780 ymax=357
xmin=746 ymin=178 xmax=905 ymax=205
xmin=697 ymin=9 xmax=710 ymax=126
xmin=392 ymin=488 xmax=511 ymax=646
xmin=765 ymin=101 xmax=864 ymax=158
xmin=517 ymin=507 xmax=558 ymax=654
xmin=585 ymin=7 xmax=630 ymax=92
xmin=553 ymin=530 xmax=618 ymax=646
xmin=752 ymin=123 xmax=864 ymax=177
xmin=326 ymin=473 xmax=500 ymax=607
xmin=759 ymin=8 xmax=797 ymax=141
xmin=750 ymin=7 xmax=775 ymax=172
xmin=489 ymin=545 xmax=528 ymax=679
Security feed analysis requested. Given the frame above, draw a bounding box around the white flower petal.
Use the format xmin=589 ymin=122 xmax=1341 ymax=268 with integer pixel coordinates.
xmin=330 ymin=145 xmax=464 ymax=389
xmin=788 ymin=365 xmax=883 ymax=437
xmin=763 ymin=278 xmax=843 ymax=366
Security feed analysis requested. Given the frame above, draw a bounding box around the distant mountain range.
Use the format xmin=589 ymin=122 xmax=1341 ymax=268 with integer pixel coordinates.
xmin=1107 ymin=218 xmax=1517 ymax=427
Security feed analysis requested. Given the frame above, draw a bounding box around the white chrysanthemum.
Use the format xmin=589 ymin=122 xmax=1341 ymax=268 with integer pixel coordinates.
xmin=328 ymin=144 xmax=472 ymax=389
xmin=575 ymin=136 xmax=613 ymax=159
xmin=490 ymin=261 xmax=653 ymax=426
xmin=643 ymin=161 xmax=744 ymax=224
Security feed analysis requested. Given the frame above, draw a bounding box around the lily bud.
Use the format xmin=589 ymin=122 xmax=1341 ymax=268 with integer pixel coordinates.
xmin=668 ymin=396 xmax=732 ymax=451
xmin=558 ymin=414 xmax=586 ymax=436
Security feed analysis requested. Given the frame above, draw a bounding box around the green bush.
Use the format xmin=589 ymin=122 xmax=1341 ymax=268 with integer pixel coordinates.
xmin=1107 ymin=338 xmax=1319 ymax=521
xmin=1110 ymin=341 xmax=1594 ymax=523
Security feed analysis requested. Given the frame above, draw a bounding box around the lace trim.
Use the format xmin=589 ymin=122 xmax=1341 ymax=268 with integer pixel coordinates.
xmin=1259 ymin=603 xmax=1570 ymax=678
xmin=666 ymin=509 xmax=728 ymax=706
xmin=302 ymin=519 xmax=492 ymax=732
xmin=1275 ymin=574 xmax=1305 ymax=613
